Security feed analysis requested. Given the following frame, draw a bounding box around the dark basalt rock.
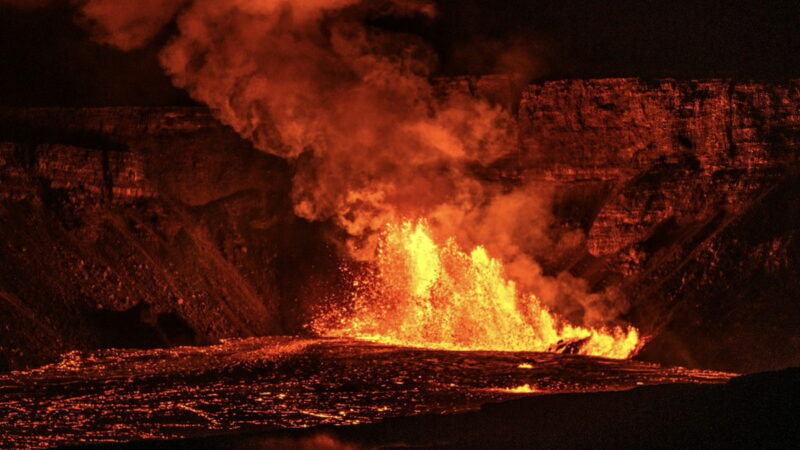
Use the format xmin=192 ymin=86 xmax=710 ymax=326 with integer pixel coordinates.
xmin=0 ymin=107 xmax=341 ymax=371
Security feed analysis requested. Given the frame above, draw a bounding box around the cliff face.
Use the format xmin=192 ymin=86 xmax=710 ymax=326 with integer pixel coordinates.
xmin=1 ymin=79 xmax=799 ymax=373
xmin=0 ymin=108 xmax=340 ymax=371
xmin=519 ymin=79 xmax=799 ymax=259
xmin=517 ymin=79 xmax=800 ymax=372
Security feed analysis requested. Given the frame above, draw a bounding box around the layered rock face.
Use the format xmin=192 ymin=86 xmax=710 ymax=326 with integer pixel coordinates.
xmin=519 ymin=79 xmax=798 ymax=260
xmin=517 ymin=79 xmax=800 ymax=372
xmin=1 ymin=78 xmax=799 ymax=373
xmin=0 ymin=108 xmax=340 ymax=371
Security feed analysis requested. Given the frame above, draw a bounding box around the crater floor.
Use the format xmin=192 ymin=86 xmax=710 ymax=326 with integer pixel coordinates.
xmin=0 ymin=337 xmax=731 ymax=448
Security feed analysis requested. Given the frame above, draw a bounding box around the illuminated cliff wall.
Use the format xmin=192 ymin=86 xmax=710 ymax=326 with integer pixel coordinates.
xmin=2 ymin=78 xmax=799 ymax=372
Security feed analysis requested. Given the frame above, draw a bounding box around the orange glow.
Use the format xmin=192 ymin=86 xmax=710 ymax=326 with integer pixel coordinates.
xmin=501 ymin=384 xmax=539 ymax=394
xmin=315 ymin=220 xmax=641 ymax=359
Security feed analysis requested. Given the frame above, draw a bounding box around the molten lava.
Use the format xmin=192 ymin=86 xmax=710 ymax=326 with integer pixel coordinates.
xmin=315 ymin=220 xmax=640 ymax=359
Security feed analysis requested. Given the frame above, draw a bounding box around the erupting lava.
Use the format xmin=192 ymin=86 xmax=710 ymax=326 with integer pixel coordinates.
xmin=315 ymin=220 xmax=641 ymax=359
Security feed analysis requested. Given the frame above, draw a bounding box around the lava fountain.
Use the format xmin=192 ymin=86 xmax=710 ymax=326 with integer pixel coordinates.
xmin=314 ymin=220 xmax=640 ymax=359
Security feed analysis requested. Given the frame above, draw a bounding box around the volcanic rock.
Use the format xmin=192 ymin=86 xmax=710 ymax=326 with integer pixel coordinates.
xmin=0 ymin=108 xmax=340 ymax=370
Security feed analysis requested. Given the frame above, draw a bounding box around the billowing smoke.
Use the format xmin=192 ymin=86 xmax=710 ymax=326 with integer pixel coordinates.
xmin=72 ymin=0 xmax=629 ymax=328
xmin=428 ymin=183 xmax=631 ymax=327
xmin=76 ymin=0 xmax=515 ymax=255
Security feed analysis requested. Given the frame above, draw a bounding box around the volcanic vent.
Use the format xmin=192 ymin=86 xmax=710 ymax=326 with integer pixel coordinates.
xmin=313 ymin=219 xmax=639 ymax=359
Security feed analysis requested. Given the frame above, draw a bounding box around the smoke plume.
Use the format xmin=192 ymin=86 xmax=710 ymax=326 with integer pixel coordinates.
xmin=74 ymin=0 xmax=629 ymax=327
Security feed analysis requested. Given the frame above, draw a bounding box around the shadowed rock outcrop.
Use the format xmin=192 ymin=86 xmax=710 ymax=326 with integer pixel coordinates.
xmin=0 ymin=108 xmax=340 ymax=370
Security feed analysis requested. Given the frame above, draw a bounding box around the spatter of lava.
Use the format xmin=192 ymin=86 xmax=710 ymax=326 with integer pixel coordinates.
xmin=313 ymin=220 xmax=641 ymax=359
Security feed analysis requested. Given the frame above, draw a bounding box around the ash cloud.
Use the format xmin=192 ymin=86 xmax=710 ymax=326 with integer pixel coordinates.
xmin=72 ymin=0 xmax=630 ymax=328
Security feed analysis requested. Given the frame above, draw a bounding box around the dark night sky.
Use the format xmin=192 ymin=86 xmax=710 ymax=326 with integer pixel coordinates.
xmin=1 ymin=0 xmax=800 ymax=106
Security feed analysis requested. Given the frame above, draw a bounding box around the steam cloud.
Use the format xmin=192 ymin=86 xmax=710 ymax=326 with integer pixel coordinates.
xmin=71 ymin=0 xmax=629 ymax=327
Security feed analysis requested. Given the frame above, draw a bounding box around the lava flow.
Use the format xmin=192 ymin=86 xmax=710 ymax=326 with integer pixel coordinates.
xmin=315 ymin=220 xmax=640 ymax=359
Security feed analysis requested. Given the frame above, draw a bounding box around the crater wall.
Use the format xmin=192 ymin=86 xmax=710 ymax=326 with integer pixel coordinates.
xmin=2 ymin=79 xmax=799 ymax=373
